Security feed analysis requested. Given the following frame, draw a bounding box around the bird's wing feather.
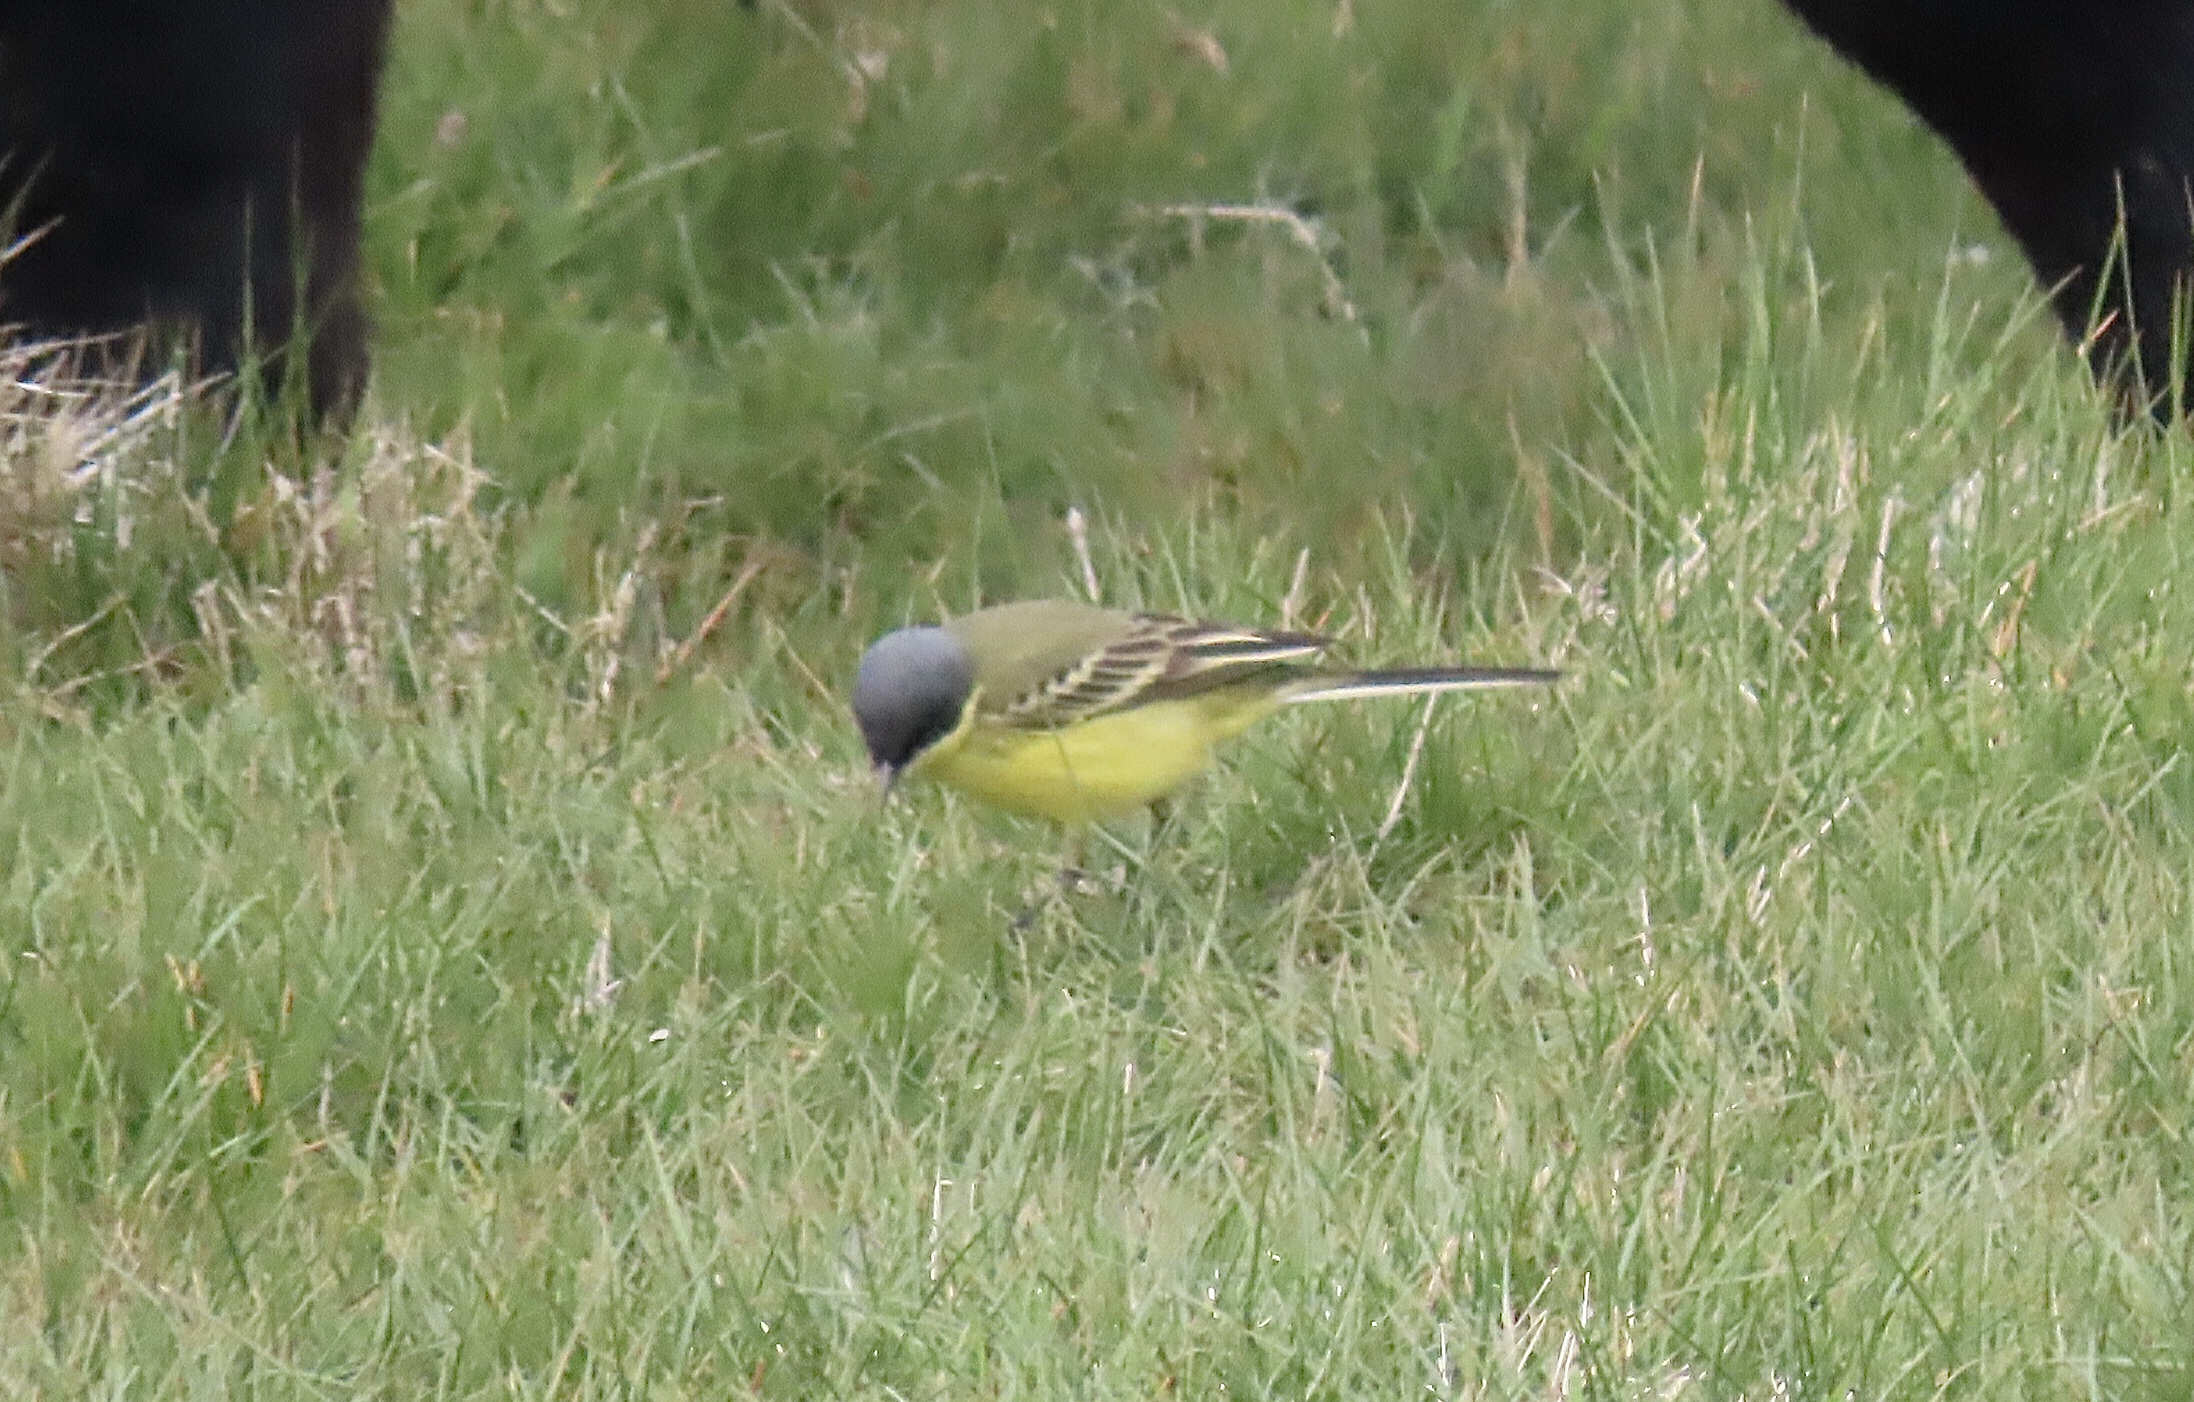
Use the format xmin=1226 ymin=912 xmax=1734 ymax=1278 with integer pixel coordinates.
xmin=999 ymin=613 xmax=1330 ymax=728
xmin=940 ymin=598 xmax=1554 ymax=731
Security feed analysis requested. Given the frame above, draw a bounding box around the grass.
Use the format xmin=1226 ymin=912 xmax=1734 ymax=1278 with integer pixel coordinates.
xmin=6 ymin=0 xmax=2194 ymax=1395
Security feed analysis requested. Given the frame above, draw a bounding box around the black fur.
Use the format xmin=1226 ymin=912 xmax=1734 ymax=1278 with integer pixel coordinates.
xmin=0 ymin=0 xmax=394 ymax=419
xmin=1782 ymin=0 xmax=2194 ymax=413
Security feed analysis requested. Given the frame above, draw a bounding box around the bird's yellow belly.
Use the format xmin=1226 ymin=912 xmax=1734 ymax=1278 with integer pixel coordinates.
xmin=915 ymin=697 xmax=1269 ymax=823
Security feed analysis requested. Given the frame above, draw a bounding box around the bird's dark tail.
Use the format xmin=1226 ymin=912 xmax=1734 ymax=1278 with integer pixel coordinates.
xmin=1280 ymin=666 xmax=1560 ymax=704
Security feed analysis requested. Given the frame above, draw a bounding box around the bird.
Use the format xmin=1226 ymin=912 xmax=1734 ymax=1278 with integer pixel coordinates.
xmin=851 ymin=599 xmax=1559 ymax=824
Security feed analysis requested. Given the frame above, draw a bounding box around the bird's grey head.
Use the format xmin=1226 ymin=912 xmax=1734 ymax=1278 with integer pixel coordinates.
xmin=852 ymin=625 xmax=976 ymax=781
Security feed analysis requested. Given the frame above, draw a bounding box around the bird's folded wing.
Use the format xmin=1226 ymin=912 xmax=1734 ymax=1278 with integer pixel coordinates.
xmin=997 ymin=613 xmax=1329 ymax=728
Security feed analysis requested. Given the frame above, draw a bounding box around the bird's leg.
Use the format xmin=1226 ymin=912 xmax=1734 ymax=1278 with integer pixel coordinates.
xmin=1057 ymin=824 xmax=1091 ymax=895
xmin=1118 ymin=798 xmax=1180 ymax=928
xmin=1009 ymin=827 xmax=1090 ymax=933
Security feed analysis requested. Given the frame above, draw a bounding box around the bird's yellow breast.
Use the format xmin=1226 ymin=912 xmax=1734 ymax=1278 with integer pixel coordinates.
xmin=912 ymin=691 xmax=1280 ymax=823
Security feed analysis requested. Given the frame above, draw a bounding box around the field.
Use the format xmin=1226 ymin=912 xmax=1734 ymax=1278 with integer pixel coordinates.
xmin=6 ymin=0 xmax=2194 ymax=1395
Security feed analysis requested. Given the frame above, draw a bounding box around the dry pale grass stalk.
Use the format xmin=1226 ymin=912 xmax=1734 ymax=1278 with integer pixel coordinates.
xmin=0 ymin=337 xmax=186 ymax=571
